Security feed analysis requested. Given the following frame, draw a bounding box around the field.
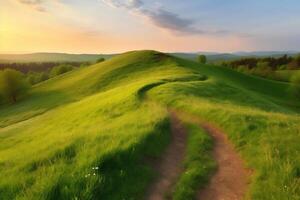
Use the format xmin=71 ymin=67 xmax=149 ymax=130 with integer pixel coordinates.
xmin=0 ymin=50 xmax=300 ymax=199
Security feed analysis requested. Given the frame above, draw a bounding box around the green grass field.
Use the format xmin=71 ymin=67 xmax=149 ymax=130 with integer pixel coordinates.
xmin=1 ymin=50 xmax=300 ymax=199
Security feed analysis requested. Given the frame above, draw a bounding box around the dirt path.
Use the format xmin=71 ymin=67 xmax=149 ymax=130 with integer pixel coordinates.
xmin=146 ymin=112 xmax=188 ymax=200
xmin=146 ymin=111 xmax=250 ymax=200
xmin=197 ymin=122 xmax=251 ymax=200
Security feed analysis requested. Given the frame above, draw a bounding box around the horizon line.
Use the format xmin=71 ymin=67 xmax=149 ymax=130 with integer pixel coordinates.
xmin=0 ymin=49 xmax=299 ymax=55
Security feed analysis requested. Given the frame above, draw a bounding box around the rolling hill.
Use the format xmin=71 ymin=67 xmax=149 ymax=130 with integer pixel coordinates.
xmin=1 ymin=51 xmax=297 ymax=64
xmin=0 ymin=50 xmax=299 ymax=199
xmin=171 ymin=51 xmax=299 ymax=63
xmin=170 ymin=52 xmax=240 ymax=62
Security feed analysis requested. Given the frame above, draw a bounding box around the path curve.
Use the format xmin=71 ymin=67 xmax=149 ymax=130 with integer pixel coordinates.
xmin=146 ymin=112 xmax=188 ymax=200
xmin=138 ymin=76 xmax=251 ymax=200
xmin=197 ymin=122 xmax=251 ymax=200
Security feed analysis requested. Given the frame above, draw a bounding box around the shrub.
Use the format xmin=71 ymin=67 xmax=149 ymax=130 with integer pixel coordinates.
xmin=287 ymin=60 xmax=299 ymax=70
xmin=198 ymin=55 xmax=207 ymax=64
xmin=0 ymin=69 xmax=30 ymax=103
xmin=278 ymin=65 xmax=287 ymax=70
xmin=256 ymin=61 xmax=270 ymax=70
xmin=50 ymin=64 xmax=74 ymax=77
xmin=96 ymin=58 xmax=105 ymax=63
xmin=40 ymin=72 xmax=49 ymax=82
xmin=295 ymin=54 xmax=300 ymax=65
xmin=27 ymin=73 xmax=36 ymax=85
xmin=27 ymin=72 xmax=49 ymax=85
xmin=236 ymin=65 xmax=249 ymax=73
xmin=249 ymin=61 xmax=273 ymax=77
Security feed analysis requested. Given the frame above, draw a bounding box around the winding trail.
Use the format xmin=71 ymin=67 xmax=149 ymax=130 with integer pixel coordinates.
xmin=197 ymin=121 xmax=251 ymax=200
xmin=139 ymin=81 xmax=250 ymax=199
xmin=146 ymin=111 xmax=250 ymax=200
xmin=146 ymin=112 xmax=188 ymax=200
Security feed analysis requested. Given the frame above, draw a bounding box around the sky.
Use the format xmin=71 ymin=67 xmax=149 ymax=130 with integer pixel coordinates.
xmin=1 ymin=0 xmax=300 ymax=54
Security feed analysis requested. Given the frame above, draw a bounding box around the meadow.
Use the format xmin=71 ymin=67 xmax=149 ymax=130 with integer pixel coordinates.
xmin=0 ymin=50 xmax=300 ymax=199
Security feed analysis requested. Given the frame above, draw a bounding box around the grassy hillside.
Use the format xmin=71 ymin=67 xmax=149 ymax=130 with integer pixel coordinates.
xmin=1 ymin=50 xmax=300 ymax=199
xmin=0 ymin=51 xmax=193 ymax=127
xmin=0 ymin=53 xmax=114 ymax=63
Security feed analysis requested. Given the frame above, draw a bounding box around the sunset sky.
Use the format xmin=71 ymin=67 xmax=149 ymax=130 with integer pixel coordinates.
xmin=1 ymin=0 xmax=300 ymax=54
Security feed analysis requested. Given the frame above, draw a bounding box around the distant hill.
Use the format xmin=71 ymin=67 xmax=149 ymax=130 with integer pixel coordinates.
xmin=0 ymin=52 xmax=115 ymax=63
xmin=171 ymin=51 xmax=299 ymax=63
xmin=170 ymin=53 xmax=240 ymax=62
xmin=1 ymin=51 xmax=298 ymax=64
xmin=233 ymin=51 xmax=298 ymax=57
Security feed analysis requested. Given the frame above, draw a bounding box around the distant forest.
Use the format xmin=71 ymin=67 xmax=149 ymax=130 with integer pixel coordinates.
xmin=220 ymin=54 xmax=300 ymax=82
xmin=221 ymin=54 xmax=300 ymax=70
xmin=0 ymin=58 xmax=105 ymax=85
xmin=0 ymin=62 xmax=89 ymax=73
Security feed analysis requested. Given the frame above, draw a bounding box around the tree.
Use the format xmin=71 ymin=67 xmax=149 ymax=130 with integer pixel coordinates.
xmin=256 ymin=61 xmax=272 ymax=76
xmin=287 ymin=55 xmax=300 ymax=70
xmin=39 ymin=72 xmax=49 ymax=82
xmin=26 ymin=71 xmax=49 ymax=85
xmin=290 ymin=72 xmax=300 ymax=99
xmin=0 ymin=69 xmax=29 ymax=103
xmin=236 ymin=65 xmax=249 ymax=73
xmin=198 ymin=55 xmax=207 ymax=64
xmin=50 ymin=64 xmax=73 ymax=77
xmin=256 ymin=61 xmax=271 ymax=70
xmin=287 ymin=60 xmax=298 ymax=70
xmin=296 ymin=54 xmax=300 ymax=64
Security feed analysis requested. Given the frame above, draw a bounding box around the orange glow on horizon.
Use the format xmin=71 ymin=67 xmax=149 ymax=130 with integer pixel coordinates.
xmin=0 ymin=0 xmax=252 ymax=54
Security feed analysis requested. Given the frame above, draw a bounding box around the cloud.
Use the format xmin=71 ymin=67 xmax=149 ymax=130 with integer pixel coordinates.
xmin=142 ymin=9 xmax=205 ymax=35
xmin=19 ymin=0 xmax=41 ymax=5
xmin=17 ymin=0 xmax=47 ymax=12
xmin=102 ymin=0 xmax=143 ymax=9
xmin=101 ymin=0 xmax=228 ymax=36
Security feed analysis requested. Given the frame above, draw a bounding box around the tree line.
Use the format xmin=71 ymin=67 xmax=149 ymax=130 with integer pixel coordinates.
xmin=196 ymin=54 xmax=300 ymax=100
xmin=0 ymin=57 xmax=106 ymax=73
xmin=221 ymin=54 xmax=300 ymax=71
xmin=0 ymin=62 xmax=88 ymax=73
xmin=216 ymin=54 xmax=300 ymax=82
xmin=0 ymin=58 xmax=105 ymax=104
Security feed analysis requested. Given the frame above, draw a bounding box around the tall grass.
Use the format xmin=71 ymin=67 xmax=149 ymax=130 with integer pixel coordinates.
xmin=172 ymin=122 xmax=215 ymax=200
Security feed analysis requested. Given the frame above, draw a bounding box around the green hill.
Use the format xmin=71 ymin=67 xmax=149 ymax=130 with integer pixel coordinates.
xmin=0 ymin=50 xmax=299 ymax=199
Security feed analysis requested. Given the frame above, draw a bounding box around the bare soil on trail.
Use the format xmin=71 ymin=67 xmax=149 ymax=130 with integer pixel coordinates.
xmin=146 ymin=112 xmax=188 ymax=200
xmin=146 ymin=111 xmax=250 ymax=200
xmin=197 ymin=122 xmax=251 ymax=200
